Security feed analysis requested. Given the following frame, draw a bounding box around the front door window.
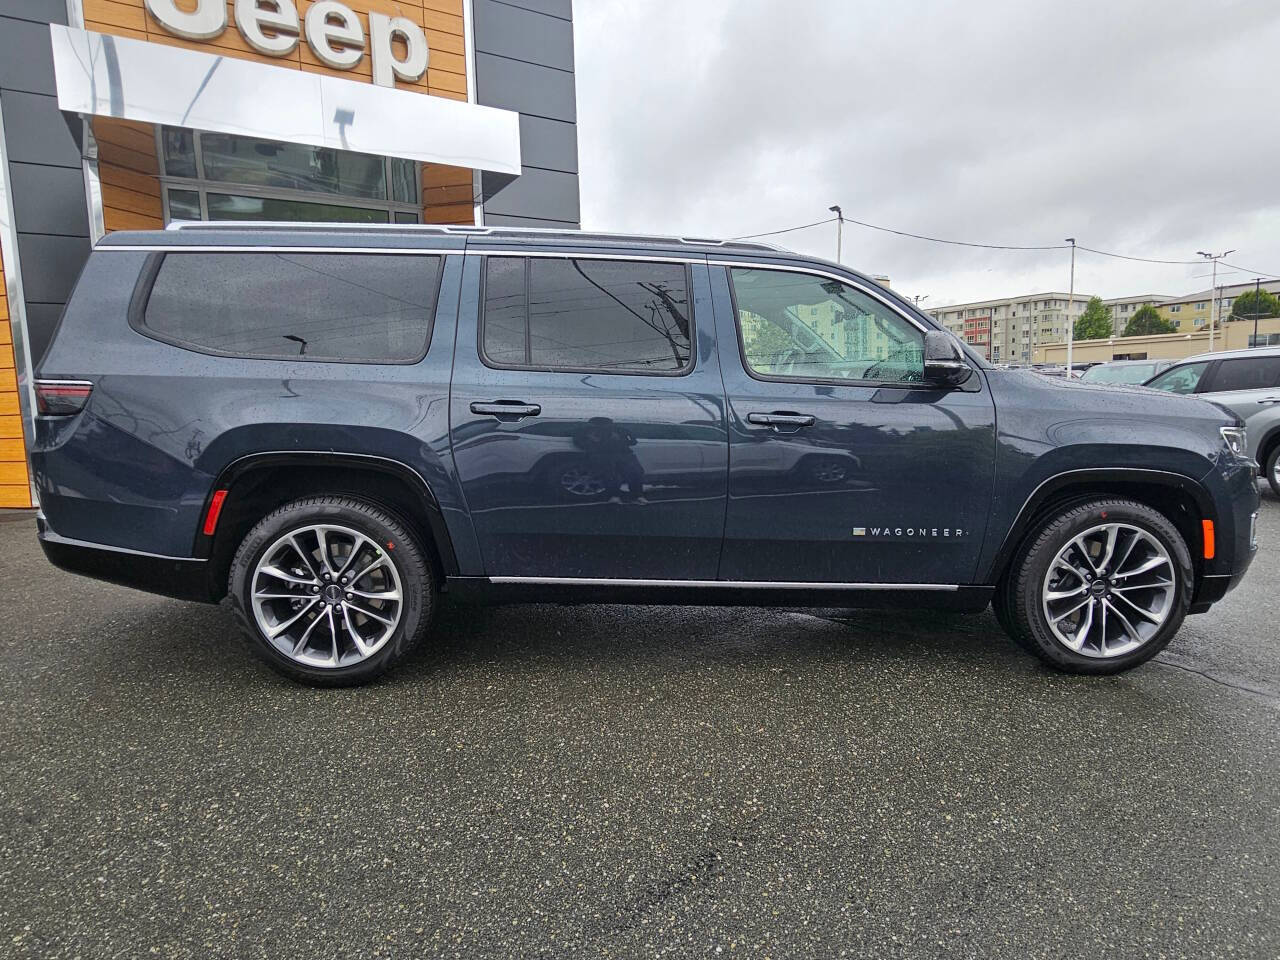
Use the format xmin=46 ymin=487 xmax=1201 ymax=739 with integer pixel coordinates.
xmin=731 ymin=268 xmax=924 ymax=384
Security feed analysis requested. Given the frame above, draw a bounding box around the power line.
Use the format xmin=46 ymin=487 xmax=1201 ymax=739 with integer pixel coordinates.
xmin=728 ymin=210 xmax=1280 ymax=277
xmin=1220 ymin=259 xmax=1280 ymax=280
xmin=1075 ymin=245 xmax=1202 ymax=265
xmin=731 ymin=217 xmax=838 ymax=240
xmin=839 ymin=213 xmax=1065 ymax=251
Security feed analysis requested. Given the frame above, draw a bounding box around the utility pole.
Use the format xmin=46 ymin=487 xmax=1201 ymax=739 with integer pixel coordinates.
xmin=913 ymin=294 xmax=929 ymax=308
xmin=829 ymin=205 xmax=843 ymax=263
xmin=1254 ymin=277 xmax=1264 ymax=346
xmin=1065 ymin=238 xmax=1076 ymax=376
xmin=1197 ymin=250 xmax=1235 ymax=351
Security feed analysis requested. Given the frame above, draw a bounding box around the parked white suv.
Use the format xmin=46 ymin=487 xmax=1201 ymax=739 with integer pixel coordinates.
xmin=1145 ymin=346 xmax=1280 ymax=495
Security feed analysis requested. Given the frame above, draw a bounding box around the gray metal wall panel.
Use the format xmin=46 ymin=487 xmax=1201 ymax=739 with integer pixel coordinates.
xmin=25 ymin=301 xmax=64 ymax=369
xmin=9 ymin=162 xmax=89 ymax=237
xmin=483 ymin=212 xmax=579 ymax=229
xmin=482 ymin=166 xmax=579 ymax=223
xmin=519 ymin=114 xmax=577 ymax=173
xmin=0 ymin=90 xmax=80 ymax=168
xmin=0 ymin=1 xmax=65 ymax=24
xmin=488 ymin=0 xmax=571 ymax=19
xmin=475 ymin=52 xmax=576 ymax=123
xmin=474 ymin=0 xmax=573 ymax=71
xmin=0 ymin=16 xmax=60 ymax=95
xmin=16 ymin=233 xmax=90 ymax=304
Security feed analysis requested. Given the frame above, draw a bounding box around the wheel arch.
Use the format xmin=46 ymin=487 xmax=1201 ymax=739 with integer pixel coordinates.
xmin=1257 ymin=422 xmax=1280 ymax=473
xmin=985 ymin=468 xmax=1212 ymax=588
xmin=197 ymin=452 xmax=460 ymax=601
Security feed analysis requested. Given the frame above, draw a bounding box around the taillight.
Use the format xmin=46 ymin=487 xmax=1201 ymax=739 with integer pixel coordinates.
xmin=34 ymin=379 xmax=93 ymax=416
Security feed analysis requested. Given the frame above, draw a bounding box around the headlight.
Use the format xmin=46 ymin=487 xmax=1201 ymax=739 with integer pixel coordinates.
xmin=1220 ymin=425 xmax=1247 ymax=458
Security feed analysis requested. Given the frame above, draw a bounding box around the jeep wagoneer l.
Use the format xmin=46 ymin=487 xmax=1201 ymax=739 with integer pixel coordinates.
xmin=31 ymin=224 xmax=1259 ymax=685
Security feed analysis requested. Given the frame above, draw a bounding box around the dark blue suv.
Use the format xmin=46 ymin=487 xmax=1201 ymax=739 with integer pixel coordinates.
xmin=32 ymin=224 xmax=1259 ymax=684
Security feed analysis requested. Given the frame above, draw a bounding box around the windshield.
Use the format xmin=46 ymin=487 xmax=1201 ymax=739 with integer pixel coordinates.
xmin=1080 ymin=363 xmax=1156 ymax=385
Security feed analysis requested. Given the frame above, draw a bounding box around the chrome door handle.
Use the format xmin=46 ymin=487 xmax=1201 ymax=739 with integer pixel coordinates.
xmin=470 ymin=400 xmax=542 ymax=420
xmin=747 ymin=412 xmax=816 ymax=429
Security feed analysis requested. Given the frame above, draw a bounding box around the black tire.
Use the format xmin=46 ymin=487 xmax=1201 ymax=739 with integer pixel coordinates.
xmin=1265 ymin=443 xmax=1280 ymax=498
xmin=1000 ymin=498 xmax=1193 ymax=674
xmin=228 ymin=496 xmax=434 ymax=686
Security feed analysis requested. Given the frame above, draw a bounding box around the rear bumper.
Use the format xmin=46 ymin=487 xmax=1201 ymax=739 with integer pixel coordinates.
xmin=37 ymin=514 xmax=216 ymax=603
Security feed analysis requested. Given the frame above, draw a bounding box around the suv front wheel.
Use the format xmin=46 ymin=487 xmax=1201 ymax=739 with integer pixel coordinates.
xmin=997 ymin=499 xmax=1193 ymax=673
xmin=228 ymin=496 xmax=434 ymax=686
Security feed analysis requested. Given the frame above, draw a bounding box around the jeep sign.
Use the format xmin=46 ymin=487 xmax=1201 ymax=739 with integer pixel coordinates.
xmin=142 ymin=0 xmax=430 ymax=88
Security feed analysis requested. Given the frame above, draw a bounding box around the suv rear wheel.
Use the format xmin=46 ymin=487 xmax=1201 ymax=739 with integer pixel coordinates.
xmin=228 ymin=496 xmax=434 ymax=686
xmin=998 ymin=499 xmax=1193 ymax=673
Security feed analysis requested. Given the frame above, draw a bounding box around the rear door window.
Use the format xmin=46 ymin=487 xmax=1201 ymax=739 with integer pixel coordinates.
xmin=480 ymin=257 xmax=693 ymax=374
xmin=1203 ymin=356 xmax=1280 ymax=392
xmin=140 ymin=252 xmax=441 ymax=362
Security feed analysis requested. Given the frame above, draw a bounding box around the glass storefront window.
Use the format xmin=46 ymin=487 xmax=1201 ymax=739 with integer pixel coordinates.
xmin=166 ymin=189 xmax=201 ymax=221
xmin=199 ymin=132 xmax=387 ymax=199
xmin=206 ymin=194 xmax=390 ymax=223
xmin=162 ymin=128 xmax=197 ymax=179
xmin=158 ymin=127 xmax=421 ymax=226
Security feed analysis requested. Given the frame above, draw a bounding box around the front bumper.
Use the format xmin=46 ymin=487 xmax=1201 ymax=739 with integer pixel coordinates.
xmin=1188 ymin=459 xmax=1259 ymax=614
xmin=37 ymin=514 xmax=217 ymax=603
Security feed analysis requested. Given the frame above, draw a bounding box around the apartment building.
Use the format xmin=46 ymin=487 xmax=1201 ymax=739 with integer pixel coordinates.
xmin=1157 ymin=280 xmax=1280 ymax=331
xmin=932 ymin=293 xmax=1092 ymax=363
xmin=1103 ymin=295 xmax=1174 ymax=335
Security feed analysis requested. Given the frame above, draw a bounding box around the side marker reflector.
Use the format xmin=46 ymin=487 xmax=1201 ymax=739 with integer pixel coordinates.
xmin=203 ymin=489 xmax=228 ymax=536
xmin=1201 ymin=519 xmax=1215 ymax=560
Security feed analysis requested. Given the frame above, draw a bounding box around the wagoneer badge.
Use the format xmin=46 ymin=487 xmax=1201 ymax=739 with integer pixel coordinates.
xmin=852 ymin=526 xmax=967 ymax=539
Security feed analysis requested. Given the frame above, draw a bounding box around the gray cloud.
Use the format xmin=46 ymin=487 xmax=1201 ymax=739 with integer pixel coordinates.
xmin=574 ymin=0 xmax=1280 ymax=305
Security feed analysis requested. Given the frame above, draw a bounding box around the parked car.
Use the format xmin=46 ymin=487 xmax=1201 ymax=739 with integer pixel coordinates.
xmin=32 ymin=224 xmax=1259 ymax=685
xmin=1144 ymin=346 xmax=1280 ymax=495
xmin=1079 ymin=358 xmax=1175 ymax=386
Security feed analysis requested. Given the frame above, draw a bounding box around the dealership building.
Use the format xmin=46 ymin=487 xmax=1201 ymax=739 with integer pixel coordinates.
xmin=0 ymin=0 xmax=580 ymax=507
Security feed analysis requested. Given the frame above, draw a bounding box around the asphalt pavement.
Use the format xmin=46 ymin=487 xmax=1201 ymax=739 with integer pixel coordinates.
xmin=1 ymin=489 xmax=1277 ymax=959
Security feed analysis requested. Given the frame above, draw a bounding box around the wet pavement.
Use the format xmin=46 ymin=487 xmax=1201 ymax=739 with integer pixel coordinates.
xmin=1 ymin=488 xmax=1277 ymax=958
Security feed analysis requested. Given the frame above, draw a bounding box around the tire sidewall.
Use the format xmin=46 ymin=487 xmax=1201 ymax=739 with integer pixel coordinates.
xmin=229 ymin=498 xmax=431 ymax=685
xmin=1015 ymin=500 xmax=1193 ymax=673
xmin=1266 ymin=445 xmax=1280 ymax=498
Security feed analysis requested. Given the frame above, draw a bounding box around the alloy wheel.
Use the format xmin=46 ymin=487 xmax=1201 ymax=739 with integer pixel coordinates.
xmin=1041 ymin=522 xmax=1176 ymax=659
xmin=250 ymin=523 xmax=403 ymax=668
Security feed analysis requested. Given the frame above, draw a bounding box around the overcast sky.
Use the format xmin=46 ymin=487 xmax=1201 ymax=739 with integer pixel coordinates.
xmin=573 ymin=0 xmax=1280 ymax=308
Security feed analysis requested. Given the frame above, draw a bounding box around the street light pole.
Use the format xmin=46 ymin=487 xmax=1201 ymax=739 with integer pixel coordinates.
xmin=829 ymin=205 xmax=843 ymax=263
xmin=1065 ymin=238 xmax=1076 ymax=376
xmin=1197 ymin=249 xmax=1235 ymax=352
xmin=1254 ymin=277 xmax=1263 ymax=346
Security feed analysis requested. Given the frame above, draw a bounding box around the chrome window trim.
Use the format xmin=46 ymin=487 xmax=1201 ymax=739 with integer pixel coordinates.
xmin=468 ymin=249 xmax=703 ymax=265
xmin=0 ymin=95 xmax=39 ymax=504
xmin=488 ymin=577 xmax=958 ymax=591
xmin=99 ymin=245 xmax=457 ymax=255
xmin=462 ymin=0 xmax=483 ymax=227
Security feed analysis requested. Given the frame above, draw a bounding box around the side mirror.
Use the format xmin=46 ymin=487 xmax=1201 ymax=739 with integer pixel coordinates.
xmin=923 ymin=330 xmax=973 ymax=386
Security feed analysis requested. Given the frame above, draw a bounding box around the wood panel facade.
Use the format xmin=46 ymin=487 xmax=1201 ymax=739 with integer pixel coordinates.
xmin=0 ymin=243 xmax=31 ymax=507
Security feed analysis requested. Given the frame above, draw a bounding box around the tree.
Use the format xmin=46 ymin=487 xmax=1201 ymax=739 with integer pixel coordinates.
xmin=1123 ymin=304 xmax=1176 ymax=336
xmin=1073 ymin=297 xmax=1113 ymax=341
xmin=1228 ymin=289 xmax=1280 ymax=324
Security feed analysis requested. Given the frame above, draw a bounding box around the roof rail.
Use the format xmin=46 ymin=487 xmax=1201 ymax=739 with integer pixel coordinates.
xmin=164 ymin=220 xmax=787 ymax=253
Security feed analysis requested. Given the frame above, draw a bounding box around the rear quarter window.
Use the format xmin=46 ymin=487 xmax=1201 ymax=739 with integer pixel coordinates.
xmin=138 ymin=252 xmax=442 ymax=362
xmin=1204 ymin=356 xmax=1280 ymax=392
